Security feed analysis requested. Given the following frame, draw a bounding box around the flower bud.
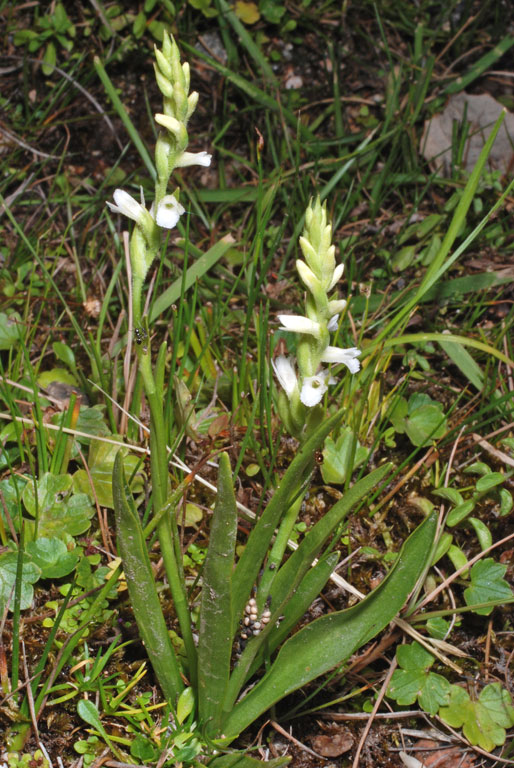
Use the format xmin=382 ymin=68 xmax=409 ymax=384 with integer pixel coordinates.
xmin=328 ymin=298 xmax=347 ymax=315
xmin=299 ymin=236 xmax=320 ymax=274
xmin=182 ymin=61 xmax=190 ymax=91
xmin=296 ymin=259 xmax=321 ymax=293
xmin=154 ymin=47 xmax=173 ymax=81
xmin=187 ymin=91 xmax=199 ymax=120
xmin=328 ymin=262 xmax=345 ymax=291
xmin=155 ymin=113 xmax=182 ymax=137
xmin=272 ymin=356 xmax=298 ymax=399
xmin=154 ymin=65 xmax=173 ymax=98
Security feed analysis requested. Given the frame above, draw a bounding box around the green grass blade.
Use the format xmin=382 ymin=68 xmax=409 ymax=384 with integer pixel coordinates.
xmin=438 ymin=337 xmax=485 ymax=390
xmin=443 ymin=36 xmax=514 ymax=94
xmin=182 ymin=42 xmax=315 ymax=143
xmin=367 ymin=331 xmax=514 ymax=371
xmin=214 ymin=0 xmax=277 ymax=83
xmin=208 ymin=753 xmax=291 ymax=767
xmin=197 ymin=452 xmax=237 ymax=736
xmin=377 ymin=110 xmax=507 ymax=341
xmin=149 ymin=236 xmax=234 ymax=321
xmin=94 ymin=56 xmax=156 ymax=180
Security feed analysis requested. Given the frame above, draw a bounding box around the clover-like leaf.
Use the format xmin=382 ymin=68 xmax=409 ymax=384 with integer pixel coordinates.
xmin=404 ymin=403 xmax=447 ymax=447
xmin=23 ymin=472 xmax=94 ymax=539
xmin=26 ymin=536 xmax=80 ymax=578
xmin=387 ymin=642 xmax=450 ymax=715
xmin=440 ymin=683 xmax=514 ymax=751
xmin=480 ymin=682 xmax=514 ymax=728
xmin=463 ymin=558 xmax=512 ymax=616
xmin=321 ymin=427 xmax=369 ymax=485
xmin=0 ymin=552 xmax=41 ymax=613
xmin=0 ymin=474 xmax=27 ymax=533
xmin=0 ymin=311 xmax=22 ymax=350
xmin=73 ymin=440 xmax=143 ymax=508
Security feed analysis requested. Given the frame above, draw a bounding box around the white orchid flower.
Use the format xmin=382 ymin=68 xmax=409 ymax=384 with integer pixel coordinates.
xmin=278 ymin=315 xmax=321 ymax=337
xmin=327 ymin=315 xmax=339 ymax=332
xmin=176 ymin=151 xmax=212 ymax=168
xmin=300 ymin=370 xmax=332 ymax=407
xmin=321 ymin=346 xmax=361 ymax=373
xmin=272 ymin=356 xmax=298 ymax=399
xmin=106 ymin=189 xmax=148 ymax=224
xmin=155 ymin=195 xmax=185 ymax=228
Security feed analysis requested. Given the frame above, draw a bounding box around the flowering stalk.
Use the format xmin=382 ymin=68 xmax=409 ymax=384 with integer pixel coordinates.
xmin=107 ymin=32 xmax=211 ymax=690
xmin=273 ymin=197 xmax=361 ymax=440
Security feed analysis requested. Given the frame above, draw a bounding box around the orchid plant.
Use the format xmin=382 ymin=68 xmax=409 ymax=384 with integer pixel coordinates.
xmin=109 ymin=33 xmax=437 ymax=767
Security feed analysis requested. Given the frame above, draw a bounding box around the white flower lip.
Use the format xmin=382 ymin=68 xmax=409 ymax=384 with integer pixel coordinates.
xmin=278 ymin=315 xmax=321 ymax=337
xmin=327 ymin=315 xmax=339 ymax=332
xmin=321 ymin=346 xmax=361 ymax=373
xmin=272 ymin=356 xmax=298 ymax=398
xmin=300 ymin=371 xmax=330 ymax=407
xmin=155 ymin=195 xmax=185 ymax=229
xmin=176 ymin=151 xmax=212 ymax=168
xmin=106 ymin=189 xmax=146 ymax=223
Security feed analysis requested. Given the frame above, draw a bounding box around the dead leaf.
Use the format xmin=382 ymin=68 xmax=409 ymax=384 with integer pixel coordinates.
xmin=421 ymin=93 xmax=514 ymax=176
xmin=412 ymin=739 xmax=476 ymax=768
xmin=311 ymin=729 xmax=354 ymax=757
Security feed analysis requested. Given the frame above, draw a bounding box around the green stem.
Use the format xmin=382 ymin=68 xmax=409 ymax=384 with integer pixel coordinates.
xmin=137 ymin=345 xmax=198 ymax=683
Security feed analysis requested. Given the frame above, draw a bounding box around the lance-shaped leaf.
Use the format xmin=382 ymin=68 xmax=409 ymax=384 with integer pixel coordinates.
xmin=226 ymin=464 xmax=392 ymax=705
xmin=113 ymin=452 xmax=183 ymax=704
xmin=222 ymin=511 xmax=437 ymax=738
xmin=197 ymin=452 xmax=237 ymax=735
xmin=207 ymin=753 xmax=290 ymax=767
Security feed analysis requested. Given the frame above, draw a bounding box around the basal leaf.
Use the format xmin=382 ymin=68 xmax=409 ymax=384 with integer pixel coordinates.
xmin=321 ymin=428 xmax=369 ymax=484
xmin=479 ymin=683 xmax=514 ymax=729
xmin=73 ymin=440 xmax=142 ymax=508
xmin=0 ymin=311 xmax=22 ymax=349
xmin=388 ymin=642 xmax=450 ymax=715
xmin=198 ymin=452 xmax=237 ymax=735
xmin=0 ymin=552 xmax=41 ymax=613
xmin=23 ymin=472 xmax=95 ymax=540
xmin=404 ymin=404 xmax=447 ymax=447
xmin=463 ymin=558 xmax=512 ymax=615
xmin=0 ymin=475 xmax=27 ymax=532
xmin=440 ymin=684 xmax=512 ymax=751
xmin=223 ymin=512 xmax=437 ymax=738
xmin=26 ymin=536 xmax=79 ymax=578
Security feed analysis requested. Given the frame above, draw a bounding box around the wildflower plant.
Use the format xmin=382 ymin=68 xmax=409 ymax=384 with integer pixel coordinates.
xmin=109 ymin=33 xmax=437 ymax=766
